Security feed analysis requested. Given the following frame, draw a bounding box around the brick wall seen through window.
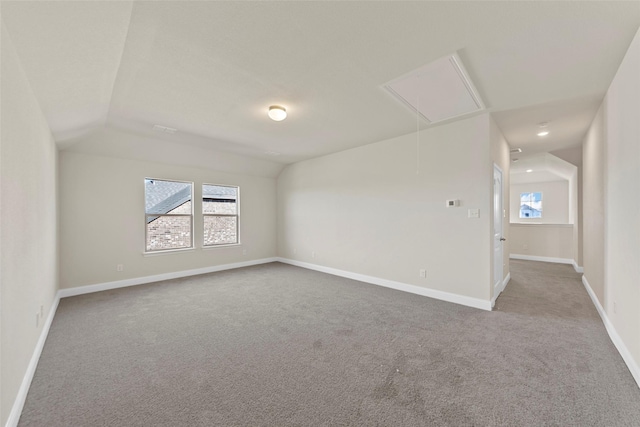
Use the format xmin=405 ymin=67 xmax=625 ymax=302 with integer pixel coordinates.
xmin=145 ymin=178 xmax=193 ymax=251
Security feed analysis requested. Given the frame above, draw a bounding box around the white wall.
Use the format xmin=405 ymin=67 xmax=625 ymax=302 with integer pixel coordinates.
xmin=551 ymin=147 xmax=583 ymax=267
xmin=0 ymin=24 xmax=58 ymax=426
xmin=277 ymin=114 xmax=492 ymax=304
xmin=582 ymin=105 xmax=605 ymax=303
xmin=509 ymin=224 xmax=573 ymax=260
xmin=603 ymin=27 xmax=640 ymax=380
xmin=510 ymin=180 xmax=569 ymax=224
xmin=64 ymin=126 xmax=284 ymax=179
xmin=581 ymin=27 xmax=640 ymax=386
xmin=59 ymin=151 xmax=277 ymax=289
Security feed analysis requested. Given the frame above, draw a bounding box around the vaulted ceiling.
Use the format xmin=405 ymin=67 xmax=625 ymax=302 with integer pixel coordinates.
xmin=2 ymin=1 xmax=639 ymax=165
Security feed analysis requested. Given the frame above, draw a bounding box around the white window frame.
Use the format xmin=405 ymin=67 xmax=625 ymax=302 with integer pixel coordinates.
xmin=202 ymin=183 xmax=240 ymax=247
xmin=144 ymin=178 xmax=194 ymax=253
xmin=519 ymin=191 xmax=543 ymax=219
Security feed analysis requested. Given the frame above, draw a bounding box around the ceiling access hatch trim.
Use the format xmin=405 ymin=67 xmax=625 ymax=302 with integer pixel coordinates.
xmin=383 ymin=53 xmax=485 ymax=124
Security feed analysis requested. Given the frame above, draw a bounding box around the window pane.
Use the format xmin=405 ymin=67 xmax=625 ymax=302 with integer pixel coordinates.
xmin=203 ymin=184 xmax=237 ymax=214
xmin=145 ymin=179 xmax=192 ymax=215
xmin=168 ymin=200 xmax=191 ymax=214
xmin=204 ymin=216 xmax=237 ymax=245
xmin=519 ymin=192 xmax=543 ymax=219
xmin=146 ymin=216 xmax=192 ymax=251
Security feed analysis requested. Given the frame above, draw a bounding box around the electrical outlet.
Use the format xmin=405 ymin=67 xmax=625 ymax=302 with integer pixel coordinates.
xmin=419 ymin=269 xmax=427 ymax=278
xmin=312 ymin=251 xmax=316 ymax=259
xmin=116 ymin=264 xmax=124 ymax=272
xmin=242 ymin=249 xmax=247 ymax=256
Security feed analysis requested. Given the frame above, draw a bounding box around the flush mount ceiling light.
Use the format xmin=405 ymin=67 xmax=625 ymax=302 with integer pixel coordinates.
xmin=268 ymin=105 xmax=287 ymax=121
xmin=526 ymin=169 xmax=533 ymax=173
xmin=537 ymin=122 xmax=549 ymax=137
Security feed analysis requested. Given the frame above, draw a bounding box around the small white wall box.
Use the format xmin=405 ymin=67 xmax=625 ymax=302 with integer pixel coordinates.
xmin=468 ymin=208 xmax=480 ymax=218
xmin=446 ymin=199 xmax=460 ymax=207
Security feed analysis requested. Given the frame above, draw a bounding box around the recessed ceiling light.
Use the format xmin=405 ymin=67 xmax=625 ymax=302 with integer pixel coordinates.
xmin=510 ymin=148 xmax=522 ymax=154
xmin=526 ymin=169 xmax=533 ymax=173
xmin=537 ymin=130 xmax=549 ymax=137
xmin=268 ymin=105 xmax=287 ymax=121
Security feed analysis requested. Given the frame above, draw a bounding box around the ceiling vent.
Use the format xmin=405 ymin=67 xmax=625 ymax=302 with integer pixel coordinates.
xmin=384 ymin=53 xmax=484 ymax=124
xmin=153 ymin=125 xmax=178 ymax=134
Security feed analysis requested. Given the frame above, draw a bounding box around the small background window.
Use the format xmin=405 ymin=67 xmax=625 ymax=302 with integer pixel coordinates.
xmin=203 ymin=184 xmax=238 ymax=246
xmin=520 ymin=192 xmax=542 ymax=219
xmin=145 ymin=179 xmax=193 ymax=251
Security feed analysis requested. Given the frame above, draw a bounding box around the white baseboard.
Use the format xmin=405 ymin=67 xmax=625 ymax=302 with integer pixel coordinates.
xmin=5 ymin=295 xmax=60 ymax=427
xmin=510 ymin=254 xmax=583 ymax=273
xmin=500 ymin=272 xmax=511 ymax=294
xmin=492 ymin=272 xmax=511 ymax=307
xmin=582 ymin=275 xmax=640 ymax=389
xmin=572 ymin=260 xmax=584 ymax=273
xmin=58 ymin=257 xmax=278 ymax=298
xmin=276 ymin=257 xmax=492 ymax=311
xmin=510 ymin=253 xmax=574 ymax=264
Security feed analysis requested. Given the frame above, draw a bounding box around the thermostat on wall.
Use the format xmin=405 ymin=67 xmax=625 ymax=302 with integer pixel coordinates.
xmin=446 ymin=199 xmax=459 ymax=207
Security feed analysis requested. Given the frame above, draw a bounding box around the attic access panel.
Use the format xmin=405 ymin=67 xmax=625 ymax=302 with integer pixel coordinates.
xmin=384 ymin=53 xmax=484 ymax=124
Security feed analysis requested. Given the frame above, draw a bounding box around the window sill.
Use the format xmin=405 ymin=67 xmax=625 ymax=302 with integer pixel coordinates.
xmin=202 ymin=243 xmax=241 ymax=250
xmin=143 ymin=247 xmax=196 ymax=256
xmin=143 ymin=243 xmax=242 ymax=256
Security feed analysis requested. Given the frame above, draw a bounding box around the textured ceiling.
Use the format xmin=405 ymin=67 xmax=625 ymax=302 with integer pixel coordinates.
xmin=2 ymin=1 xmax=639 ymax=164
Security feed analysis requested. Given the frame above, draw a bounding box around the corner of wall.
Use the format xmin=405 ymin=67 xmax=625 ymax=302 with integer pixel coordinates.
xmin=603 ymin=25 xmax=640 ymax=387
xmin=1 ymin=22 xmax=60 ymax=426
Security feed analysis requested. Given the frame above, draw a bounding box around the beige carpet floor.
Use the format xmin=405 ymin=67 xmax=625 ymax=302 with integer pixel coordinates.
xmin=18 ymin=260 xmax=640 ymax=426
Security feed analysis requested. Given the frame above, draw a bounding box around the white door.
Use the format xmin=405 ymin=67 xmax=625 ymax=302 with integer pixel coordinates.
xmin=493 ymin=165 xmax=504 ymax=298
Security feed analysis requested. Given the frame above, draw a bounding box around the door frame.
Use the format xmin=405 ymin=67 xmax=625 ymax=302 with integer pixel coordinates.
xmin=493 ymin=164 xmax=505 ymax=303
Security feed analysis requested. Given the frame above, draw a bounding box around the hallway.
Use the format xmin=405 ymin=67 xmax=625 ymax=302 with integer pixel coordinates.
xmin=493 ymin=259 xmax=640 ymax=424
